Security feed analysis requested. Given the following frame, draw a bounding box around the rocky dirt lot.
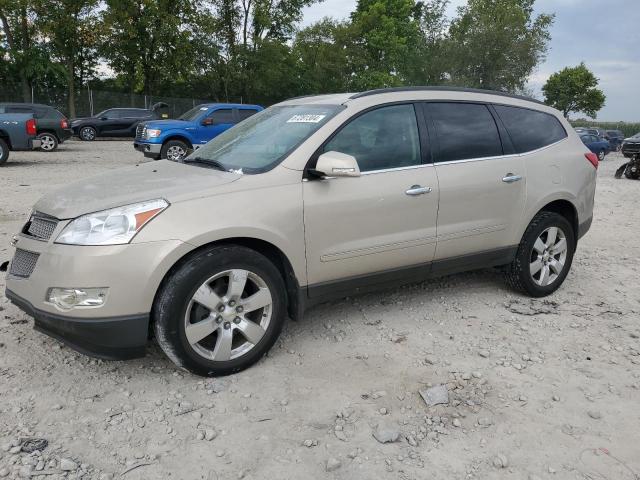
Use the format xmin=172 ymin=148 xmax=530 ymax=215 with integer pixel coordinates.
xmin=1 ymin=141 xmax=639 ymax=480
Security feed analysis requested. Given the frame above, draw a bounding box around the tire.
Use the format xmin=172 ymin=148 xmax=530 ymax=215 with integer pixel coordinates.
xmin=161 ymin=140 xmax=189 ymax=161
xmin=597 ymin=150 xmax=605 ymax=161
xmin=79 ymin=126 xmax=97 ymax=141
xmin=0 ymin=138 xmax=9 ymax=165
xmin=38 ymin=132 xmax=58 ymax=151
xmin=153 ymin=245 xmax=287 ymax=376
xmin=625 ymin=164 xmax=640 ymax=179
xmin=505 ymin=211 xmax=575 ymax=297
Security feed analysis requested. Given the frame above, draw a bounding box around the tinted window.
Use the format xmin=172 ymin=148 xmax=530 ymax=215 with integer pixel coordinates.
xmin=121 ymin=109 xmax=146 ymax=117
xmin=7 ymin=106 xmax=34 ymax=114
xmin=100 ymin=110 xmax=119 ymax=119
xmin=429 ymin=103 xmax=502 ymax=162
xmin=324 ymin=104 xmax=421 ymax=172
xmin=208 ymin=108 xmax=235 ymax=125
xmin=494 ymin=105 xmax=567 ymax=153
xmin=238 ymin=109 xmax=259 ymax=121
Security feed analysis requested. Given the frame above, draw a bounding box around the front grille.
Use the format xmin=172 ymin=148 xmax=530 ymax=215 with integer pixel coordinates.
xmin=9 ymin=249 xmax=40 ymax=278
xmin=25 ymin=214 xmax=58 ymax=241
xmin=623 ymin=142 xmax=640 ymax=153
xmin=135 ymin=123 xmax=146 ymax=139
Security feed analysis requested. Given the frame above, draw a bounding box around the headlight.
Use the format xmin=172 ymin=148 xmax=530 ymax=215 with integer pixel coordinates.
xmin=146 ymin=129 xmax=162 ymax=138
xmin=55 ymin=199 xmax=169 ymax=245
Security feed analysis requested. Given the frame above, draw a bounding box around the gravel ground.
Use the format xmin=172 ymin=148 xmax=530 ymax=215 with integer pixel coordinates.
xmin=1 ymin=140 xmax=639 ymax=480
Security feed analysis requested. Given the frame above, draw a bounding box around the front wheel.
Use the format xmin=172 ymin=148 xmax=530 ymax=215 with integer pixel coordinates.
xmin=505 ymin=211 xmax=575 ymax=297
xmin=153 ymin=245 xmax=287 ymax=376
xmin=79 ymin=126 xmax=96 ymax=141
xmin=38 ymin=133 xmax=58 ymax=151
xmin=161 ymin=140 xmax=189 ymax=161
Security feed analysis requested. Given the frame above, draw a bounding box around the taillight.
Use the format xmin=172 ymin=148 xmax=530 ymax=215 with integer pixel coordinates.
xmin=60 ymin=118 xmax=69 ymax=129
xmin=26 ymin=118 xmax=37 ymax=136
xmin=584 ymin=152 xmax=598 ymax=169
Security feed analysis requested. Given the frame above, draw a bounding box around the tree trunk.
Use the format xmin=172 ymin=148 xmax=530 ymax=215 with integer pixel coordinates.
xmin=67 ymin=60 xmax=76 ymax=118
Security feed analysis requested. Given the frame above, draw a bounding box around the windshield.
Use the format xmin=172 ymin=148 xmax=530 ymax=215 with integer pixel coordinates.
xmin=179 ymin=105 xmax=209 ymax=121
xmin=182 ymin=104 xmax=343 ymax=173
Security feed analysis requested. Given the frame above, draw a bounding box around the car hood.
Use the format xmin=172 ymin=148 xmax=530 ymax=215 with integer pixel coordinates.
xmin=142 ymin=119 xmax=195 ymax=130
xmin=34 ymin=160 xmax=241 ymax=219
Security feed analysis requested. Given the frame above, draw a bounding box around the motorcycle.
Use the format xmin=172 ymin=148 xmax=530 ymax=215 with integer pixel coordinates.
xmin=615 ymin=154 xmax=640 ymax=180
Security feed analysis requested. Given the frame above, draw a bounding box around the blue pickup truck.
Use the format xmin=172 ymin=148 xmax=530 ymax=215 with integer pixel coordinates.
xmin=133 ymin=103 xmax=263 ymax=161
xmin=0 ymin=113 xmax=41 ymax=165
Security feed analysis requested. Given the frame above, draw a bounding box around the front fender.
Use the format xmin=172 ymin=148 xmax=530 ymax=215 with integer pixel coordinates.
xmin=158 ymin=129 xmax=196 ymax=146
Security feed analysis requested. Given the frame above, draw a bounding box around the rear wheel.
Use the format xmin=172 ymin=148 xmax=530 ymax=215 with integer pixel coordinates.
xmin=79 ymin=126 xmax=96 ymax=141
xmin=597 ymin=150 xmax=606 ymax=161
xmin=153 ymin=245 xmax=287 ymax=376
xmin=0 ymin=138 xmax=9 ymax=164
xmin=625 ymin=162 xmax=640 ymax=179
xmin=161 ymin=140 xmax=189 ymax=161
xmin=38 ymin=133 xmax=58 ymax=151
xmin=505 ymin=211 xmax=575 ymax=297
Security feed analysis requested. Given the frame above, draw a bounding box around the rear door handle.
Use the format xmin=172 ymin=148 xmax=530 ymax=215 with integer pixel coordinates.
xmin=502 ymin=174 xmax=523 ymax=183
xmin=405 ymin=185 xmax=432 ymax=196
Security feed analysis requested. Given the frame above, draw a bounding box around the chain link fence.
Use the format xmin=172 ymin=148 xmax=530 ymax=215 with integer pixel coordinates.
xmin=0 ymin=85 xmax=229 ymax=119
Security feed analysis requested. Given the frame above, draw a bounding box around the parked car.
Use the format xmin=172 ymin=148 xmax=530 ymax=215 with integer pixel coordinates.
xmin=71 ymin=108 xmax=159 ymax=141
xmin=0 ymin=113 xmax=41 ymax=164
xmin=133 ymin=103 xmax=263 ymax=161
xmin=580 ymin=134 xmax=610 ymax=161
xmin=0 ymin=103 xmax=71 ymax=152
xmin=575 ymin=127 xmax=610 ymax=140
xmin=621 ymin=132 xmax=640 ymax=159
xmin=606 ymin=130 xmax=625 ymax=151
xmin=6 ymin=87 xmax=597 ymax=376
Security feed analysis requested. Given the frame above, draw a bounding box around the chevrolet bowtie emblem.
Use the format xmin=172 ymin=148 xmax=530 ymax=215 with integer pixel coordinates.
xmin=10 ymin=235 xmax=18 ymax=247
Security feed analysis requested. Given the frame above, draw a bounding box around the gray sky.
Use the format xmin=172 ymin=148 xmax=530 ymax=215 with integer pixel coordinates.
xmin=302 ymin=0 xmax=640 ymax=122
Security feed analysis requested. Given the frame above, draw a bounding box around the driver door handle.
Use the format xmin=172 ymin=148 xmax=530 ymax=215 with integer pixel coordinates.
xmin=502 ymin=173 xmax=523 ymax=183
xmin=405 ymin=185 xmax=432 ymax=196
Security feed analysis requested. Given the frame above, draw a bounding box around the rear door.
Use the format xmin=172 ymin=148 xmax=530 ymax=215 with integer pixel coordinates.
xmin=424 ymin=102 xmax=526 ymax=263
xmin=303 ymin=103 xmax=439 ymax=295
xmin=98 ymin=109 xmax=123 ymax=135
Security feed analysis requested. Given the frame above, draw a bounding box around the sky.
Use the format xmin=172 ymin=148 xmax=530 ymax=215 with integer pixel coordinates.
xmin=301 ymin=0 xmax=640 ymax=122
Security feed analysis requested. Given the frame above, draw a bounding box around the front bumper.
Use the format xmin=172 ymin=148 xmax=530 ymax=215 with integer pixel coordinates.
xmin=5 ymin=288 xmax=148 ymax=359
xmin=133 ymin=141 xmax=162 ymax=157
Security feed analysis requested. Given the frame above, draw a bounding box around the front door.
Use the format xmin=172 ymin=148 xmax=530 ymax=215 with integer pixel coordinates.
xmin=196 ymin=108 xmax=235 ymax=146
xmin=303 ymin=103 xmax=440 ymax=296
xmin=423 ymin=102 xmax=526 ymax=261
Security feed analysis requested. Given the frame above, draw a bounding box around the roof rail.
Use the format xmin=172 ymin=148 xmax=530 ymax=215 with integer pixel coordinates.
xmin=348 ymin=86 xmax=545 ymax=105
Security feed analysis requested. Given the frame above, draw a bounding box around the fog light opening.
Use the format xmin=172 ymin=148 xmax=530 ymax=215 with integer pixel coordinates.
xmin=47 ymin=288 xmax=108 ymax=311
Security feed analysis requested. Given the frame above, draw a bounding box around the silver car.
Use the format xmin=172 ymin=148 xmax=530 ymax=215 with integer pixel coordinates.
xmin=5 ymin=87 xmax=598 ymax=376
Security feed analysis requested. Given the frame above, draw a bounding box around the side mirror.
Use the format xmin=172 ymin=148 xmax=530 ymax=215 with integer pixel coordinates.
xmin=311 ymin=151 xmax=361 ymax=178
xmin=100 ymin=117 xmax=107 ymax=121
xmin=202 ymin=117 xmax=214 ymax=126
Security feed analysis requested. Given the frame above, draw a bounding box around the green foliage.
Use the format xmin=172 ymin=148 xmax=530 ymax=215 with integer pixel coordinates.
xmin=0 ymin=0 xmax=563 ymax=112
xmin=447 ymin=0 xmax=553 ymax=92
xmin=543 ymin=63 xmax=606 ymax=119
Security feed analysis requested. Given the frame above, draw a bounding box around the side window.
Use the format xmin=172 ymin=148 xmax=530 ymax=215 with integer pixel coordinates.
xmin=429 ymin=103 xmax=502 ymax=162
xmin=7 ymin=106 xmax=34 ymax=115
xmin=102 ymin=110 xmax=118 ymax=119
xmin=208 ymin=108 xmax=235 ymax=125
xmin=494 ymin=105 xmax=567 ymax=153
xmin=580 ymin=136 xmax=589 ymax=145
xmin=34 ymin=108 xmax=48 ymax=119
xmin=237 ymin=109 xmax=259 ymax=121
xmin=323 ymin=104 xmax=421 ymax=172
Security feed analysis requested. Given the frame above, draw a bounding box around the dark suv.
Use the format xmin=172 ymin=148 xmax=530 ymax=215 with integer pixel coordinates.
xmin=71 ymin=108 xmax=158 ymax=141
xmin=0 ymin=103 xmax=71 ymax=151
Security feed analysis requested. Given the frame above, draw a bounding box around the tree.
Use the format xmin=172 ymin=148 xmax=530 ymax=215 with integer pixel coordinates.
xmin=38 ymin=0 xmax=100 ymax=117
xmin=447 ymin=0 xmax=553 ymax=92
xmin=542 ymin=63 xmax=606 ymax=119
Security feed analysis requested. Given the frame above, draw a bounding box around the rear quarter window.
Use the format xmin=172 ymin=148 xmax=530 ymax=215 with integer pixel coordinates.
xmin=494 ymin=105 xmax=567 ymax=153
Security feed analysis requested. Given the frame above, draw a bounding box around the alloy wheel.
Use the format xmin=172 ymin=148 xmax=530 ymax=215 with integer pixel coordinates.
xmin=166 ymin=145 xmax=186 ymax=161
xmin=184 ymin=269 xmax=273 ymax=362
xmin=39 ymin=134 xmax=56 ymax=151
xmin=529 ymin=226 xmax=568 ymax=287
xmin=81 ymin=127 xmax=95 ymax=141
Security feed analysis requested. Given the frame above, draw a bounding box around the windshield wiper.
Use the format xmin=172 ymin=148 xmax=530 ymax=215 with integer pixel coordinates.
xmin=181 ymin=157 xmax=228 ymax=172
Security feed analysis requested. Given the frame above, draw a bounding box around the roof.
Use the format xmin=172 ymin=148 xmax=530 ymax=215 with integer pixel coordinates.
xmin=349 ymin=86 xmax=545 ymax=105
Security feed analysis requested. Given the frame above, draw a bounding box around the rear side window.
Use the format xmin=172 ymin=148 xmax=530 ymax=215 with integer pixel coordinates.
xmin=429 ymin=103 xmax=502 ymax=162
xmin=495 ymin=105 xmax=567 ymax=154
xmin=7 ymin=106 xmax=34 ymax=115
xmin=238 ymin=109 xmax=259 ymax=121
